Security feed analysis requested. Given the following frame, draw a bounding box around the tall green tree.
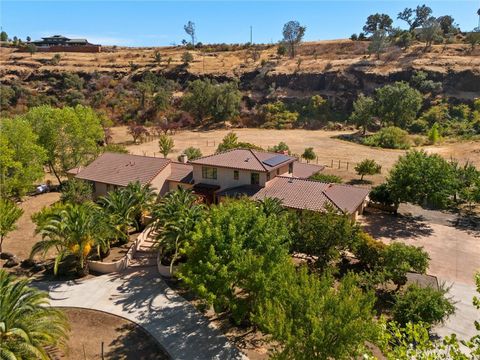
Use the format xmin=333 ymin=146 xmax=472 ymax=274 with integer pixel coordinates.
xmin=375 ymin=82 xmax=423 ymax=128
xmin=255 ymin=269 xmax=378 ymax=360
xmin=282 ymin=20 xmax=306 ymax=58
xmin=387 ymin=150 xmax=458 ymax=208
xmin=397 ymin=5 xmax=432 ymax=31
xmin=363 ymin=13 xmax=393 ymax=35
xmin=350 ymin=94 xmax=376 ymax=134
xmin=0 ymin=118 xmax=47 ymax=198
xmin=0 ymin=198 xmax=23 ymax=255
xmin=293 ymin=208 xmax=361 ymax=270
xmin=23 ymin=105 xmax=104 ymax=184
xmin=179 ymin=199 xmax=291 ymax=323
xmin=0 ymin=270 xmax=70 ymax=359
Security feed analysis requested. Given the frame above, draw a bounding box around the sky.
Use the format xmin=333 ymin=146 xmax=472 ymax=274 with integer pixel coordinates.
xmin=1 ymin=1 xmax=479 ymax=46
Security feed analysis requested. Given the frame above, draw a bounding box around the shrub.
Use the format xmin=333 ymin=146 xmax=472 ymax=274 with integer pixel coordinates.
xmin=267 ymin=141 xmax=291 ymax=154
xmin=309 ymin=172 xmax=343 ymax=183
xmin=180 ymin=146 xmax=202 ymax=161
xmin=352 ymin=231 xmax=386 ymax=270
xmin=260 ymin=101 xmax=299 ymax=129
xmin=60 ymin=179 xmax=93 ymax=204
xmin=427 ymin=123 xmax=441 ymax=144
xmin=393 ymin=284 xmax=455 ymax=325
xmin=181 ymin=51 xmax=193 ymax=65
xmin=363 ymin=127 xmax=411 ymax=149
xmin=409 ymin=119 xmax=429 ymax=134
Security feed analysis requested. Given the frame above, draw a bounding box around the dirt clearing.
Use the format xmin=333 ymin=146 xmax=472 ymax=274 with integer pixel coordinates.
xmin=113 ymin=127 xmax=480 ymax=185
xmin=60 ymin=307 xmax=168 ymax=359
xmin=2 ymin=192 xmax=60 ymax=261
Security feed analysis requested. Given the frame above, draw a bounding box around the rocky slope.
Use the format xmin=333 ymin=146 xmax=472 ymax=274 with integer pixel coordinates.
xmin=1 ymin=40 xmax=479 ymax=111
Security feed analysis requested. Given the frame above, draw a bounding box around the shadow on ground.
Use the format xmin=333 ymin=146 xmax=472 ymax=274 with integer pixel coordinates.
xmin=362 ymin=211 xmax=434 ymax=239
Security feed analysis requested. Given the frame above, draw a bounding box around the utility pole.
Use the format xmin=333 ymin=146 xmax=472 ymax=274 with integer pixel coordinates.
xmin=250 ymin=26 xmax=253 ymax=44
xmin=477 ymin=8 xmax=480 ymax=29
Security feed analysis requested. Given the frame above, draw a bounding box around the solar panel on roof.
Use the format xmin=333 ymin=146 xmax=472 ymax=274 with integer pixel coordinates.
xmin=262 ymin=154 xmax=290 ymax=167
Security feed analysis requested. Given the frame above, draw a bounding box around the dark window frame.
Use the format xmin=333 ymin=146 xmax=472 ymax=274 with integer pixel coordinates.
xmin=202 ymin=166 xmax=217 ymax=180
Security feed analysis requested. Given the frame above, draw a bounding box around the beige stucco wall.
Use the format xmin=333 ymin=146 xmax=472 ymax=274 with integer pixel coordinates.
xmin=192 ymin=165 xmax=267 ymax=190
xmin=92 ymin=181 xmax=110 ymax=198
xmin=168 ymin=181 xmax=193 ymax=192
xmin=150 ymin=164 xmax=172 ymax=196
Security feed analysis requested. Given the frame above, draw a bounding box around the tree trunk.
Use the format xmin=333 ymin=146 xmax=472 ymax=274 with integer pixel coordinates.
xmin=49 ymin=162 xmax=63 ymax=186
xmin=76 ymin=261 xmax=89 ymax=277
xmin=361 ymin=174 xmax=364 ymax=181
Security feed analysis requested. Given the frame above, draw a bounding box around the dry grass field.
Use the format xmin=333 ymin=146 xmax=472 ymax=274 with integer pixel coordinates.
xmin=112 ymin=127 xmax=480 ymax=185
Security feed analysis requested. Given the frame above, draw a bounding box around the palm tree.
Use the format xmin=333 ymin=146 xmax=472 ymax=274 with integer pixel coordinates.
xmin=31 ymin=202 xmax=114 ymax=276
xmin=123 ymin=181 xmax=157 ymax=230
xmin=258 ymin=197 xmax=285 ymax=217
xmin=99 ymin=189 xmax=137 ymax=244
xmin=151 ymin=188 xmax=204 ymax=275
xmin=0 ymin=270 xmax=69 ymax=359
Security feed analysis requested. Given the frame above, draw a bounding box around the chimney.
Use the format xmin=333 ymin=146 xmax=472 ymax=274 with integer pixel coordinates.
xmin=180 ymin=153 xmax=188 ymax=163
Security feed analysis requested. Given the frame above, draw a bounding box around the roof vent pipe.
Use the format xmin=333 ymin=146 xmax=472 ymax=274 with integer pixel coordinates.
xmin=180 ymin=154 xmax=188 ymax=163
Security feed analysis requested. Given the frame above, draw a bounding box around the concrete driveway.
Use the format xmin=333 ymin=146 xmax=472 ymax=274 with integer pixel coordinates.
xmin=34 ymin=268 xmax=246 ymax=360
xmin=361 ymin=204 xmax=480 ymax=341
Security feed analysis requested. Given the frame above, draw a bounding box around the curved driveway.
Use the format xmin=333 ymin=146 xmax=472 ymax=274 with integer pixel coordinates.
xmin=35 ymin=268 xmax=246 ymax=360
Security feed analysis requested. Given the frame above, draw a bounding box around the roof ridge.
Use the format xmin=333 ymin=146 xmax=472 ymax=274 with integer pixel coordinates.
xmin=321 ymin=190 xmax=343 ymax=212
xmin=276 ymin=175 xmax=329 ymax=185
xmin=145 ymin=159 xmax=172 ymax=184
xmin=189 ymin=148 xmax=238 ymax=163
xmin=249 ymin=149 xmax=268 ymax=171
xmin=103 ymin=152 xmax=169 ymax=161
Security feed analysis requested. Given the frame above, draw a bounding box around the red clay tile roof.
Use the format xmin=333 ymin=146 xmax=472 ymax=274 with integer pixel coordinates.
xmin=168 ymin=162 xmax=194 ymax=184
xmin=323 ymin=184 xmax=370 ymax=214
xmin=252 ymin=176 xmax=369 ymax=214
xmin=75 ymin=153 xmax=170 ymax=187
xmin=292 ymin=163 xmax=325 ymax=179
xmin=190 ymin=149 xmax=296 ymax=172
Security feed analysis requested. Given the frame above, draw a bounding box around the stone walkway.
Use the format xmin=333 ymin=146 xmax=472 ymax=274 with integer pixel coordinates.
xmin=34 ymin=268 xmax=246 ymax=360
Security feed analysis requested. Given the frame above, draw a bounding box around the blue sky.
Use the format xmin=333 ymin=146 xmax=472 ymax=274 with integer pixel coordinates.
xmin=2 ymin=1 xmax=479 ymax=46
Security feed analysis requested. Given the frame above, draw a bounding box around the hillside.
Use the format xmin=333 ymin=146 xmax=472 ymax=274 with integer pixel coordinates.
xmin=1 ymin=40 xmax=479 ymax=112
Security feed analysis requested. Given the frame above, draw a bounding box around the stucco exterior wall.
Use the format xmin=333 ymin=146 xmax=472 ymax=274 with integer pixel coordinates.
xmin=168 ymin=181 xmax=194 ymax=192
xmin=150 ymin=164 xmax=172 ymax=196
xmin=192 ymin=165 xmax=267 ymax=190
xmin=92 ymin=182 xmax=110 ymax=198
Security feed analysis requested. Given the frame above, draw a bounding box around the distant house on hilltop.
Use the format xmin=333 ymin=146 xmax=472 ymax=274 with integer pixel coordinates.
xmin=30 ymin=35 xmax=101 ymax=53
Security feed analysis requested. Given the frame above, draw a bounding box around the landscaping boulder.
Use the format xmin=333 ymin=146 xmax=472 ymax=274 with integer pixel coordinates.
xmin=0 ymin=252 xmax=15 ymax=260
xmin=4 ymin=256 xmax=20 ymax=268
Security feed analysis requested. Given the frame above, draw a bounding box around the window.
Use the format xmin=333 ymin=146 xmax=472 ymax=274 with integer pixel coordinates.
xmin=276 ymin=169 xmax=280 ymax=175
xmin=202 ymin=166 xmax=217 ymax=179
xmin=267 ymin=172 xmax=271 ymax=181
xmin=251 ymin=172 xmax=260 ymax=185
xmin=234 ymin=170 xmax=239 ymax=180
xmin=288 ymin=163 xmax=293 ymax=174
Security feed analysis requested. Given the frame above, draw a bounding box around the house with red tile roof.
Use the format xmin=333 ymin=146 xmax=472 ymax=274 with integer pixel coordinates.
xmin=75 ymin=149 xmax=368 ymax=218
